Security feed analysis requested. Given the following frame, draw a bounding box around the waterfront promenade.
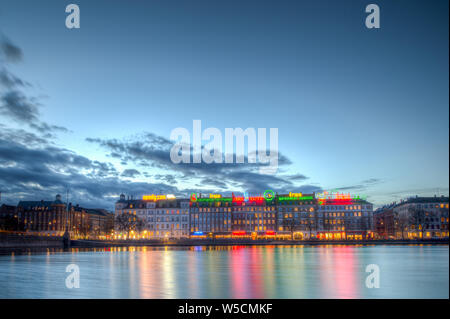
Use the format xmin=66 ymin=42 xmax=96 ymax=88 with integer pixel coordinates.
xmin=1 ymin=232 xmax=448 ymax=249
xmin=71 ymin=238 xmax=450 ymax=247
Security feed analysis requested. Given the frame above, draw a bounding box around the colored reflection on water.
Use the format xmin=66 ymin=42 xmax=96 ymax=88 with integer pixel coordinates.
xmin=0 ymin=245 xmax=447 ymax=299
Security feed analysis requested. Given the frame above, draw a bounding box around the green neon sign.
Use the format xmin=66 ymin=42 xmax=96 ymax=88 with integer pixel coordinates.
xmin=263 ymin=190 xmax=275 ymax=201
xmin=195 ymin=198 xmax=232 ymax=202
xmin=278 ymin=196 xmax=314 ymax=201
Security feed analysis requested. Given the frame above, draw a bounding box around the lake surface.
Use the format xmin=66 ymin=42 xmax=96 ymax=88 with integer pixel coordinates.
xmin=0 ymin=245 xmax=448 ymax=299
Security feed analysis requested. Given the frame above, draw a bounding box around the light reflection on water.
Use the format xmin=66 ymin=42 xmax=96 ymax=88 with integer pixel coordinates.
xmin=0 ymin=245 xmax=448 ymax=299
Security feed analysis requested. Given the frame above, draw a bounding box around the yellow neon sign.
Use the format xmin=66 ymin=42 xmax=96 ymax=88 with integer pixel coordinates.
xmin=142 ymin=194 xmax=174 ymax=201
xmin=289 ymin=192 xmax=303 ymax=198
xmin=209 ymin=194 xmax=222 ymax=199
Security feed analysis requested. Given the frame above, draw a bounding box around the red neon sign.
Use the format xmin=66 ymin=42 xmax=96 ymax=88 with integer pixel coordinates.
xmin=232 ymin=231 xmax=246 ymax=236
xmin=232 ymin=193 xmax=265 ymax=205
xmin=248 ymin=196 xmax=265 ymax=204
xmin=265 ymin=231 xmax=276 ymax=236
xmin=319 ymin=198 xmax=354 ymax=205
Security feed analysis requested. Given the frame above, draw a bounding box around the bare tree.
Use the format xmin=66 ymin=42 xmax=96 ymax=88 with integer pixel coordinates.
xmin=135 ymin=218 xmax=145 ymax=237
xmin=282 ymin=217 xmax=297 ymax=240
xmin=305 ymin=214 xmax=316 ymax=239
xmin=115 ymin=213 xmax=145 ymax=238
xmin=409 ymin=207 xmax=426 ymax=239
xmin=395 ymin=212 xmax=409 ymax=240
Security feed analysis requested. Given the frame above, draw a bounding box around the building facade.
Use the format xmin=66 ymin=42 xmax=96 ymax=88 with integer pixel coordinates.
xmin=374 ymin=196 xmax=449 ymax=239
xmin=315 ymin=198 xmax=374 ymax=240
xmin=374 ymin=206 xmax=396 ymax=239
xmin=15 ymin=194 xmax=114 ymax=238
xmin=231 ymin=194 xmax=277 ymax=238
xmin=186 ymin=191 xmax=374 ymax=240
xmin=17 ymin=194 xmax=67 ymax=236
xmin=115 ymin=194 xmax=190 ymax=239
xmin=188 ymin=193 xmax=278 ymax=239
xmin=189 ymin=195 xmax=233 ymax=236
xmin=276 ymin=193 xmax=317 ymax=239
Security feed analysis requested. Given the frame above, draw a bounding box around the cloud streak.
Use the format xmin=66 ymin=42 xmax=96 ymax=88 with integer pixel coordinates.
xmin=0 ymin=132 xmax=180 ymax=209
xmin=0 ymin=36 xmax=23 ymax=62
xmin=0 ymin=35 xmax=69 ymax=137
xmin=86 ymin=133 xmax=314 ymax=194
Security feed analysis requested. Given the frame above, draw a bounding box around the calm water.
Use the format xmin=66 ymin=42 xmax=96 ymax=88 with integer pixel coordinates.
xmin=0 ymin=245 xmax=448 ymax=299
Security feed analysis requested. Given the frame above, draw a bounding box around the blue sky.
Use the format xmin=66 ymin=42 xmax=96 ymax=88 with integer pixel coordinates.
xmin=0 ymin=0 xmax=448 ymax=209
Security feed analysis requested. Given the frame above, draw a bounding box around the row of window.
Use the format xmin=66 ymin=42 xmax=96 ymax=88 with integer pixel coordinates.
xmin=146 ymin=216 xmax=189 ymax=222
xmin=125 ymin=209 xmax=189 ymax=215
xmin=320 ymin=205 xmax=371 ymax=211
xmin=147 ymin=223 xmax=189 ymax=230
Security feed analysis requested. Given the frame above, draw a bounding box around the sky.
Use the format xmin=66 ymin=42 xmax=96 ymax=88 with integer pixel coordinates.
xmin=0 ymin=0 xmax=448 ymax=210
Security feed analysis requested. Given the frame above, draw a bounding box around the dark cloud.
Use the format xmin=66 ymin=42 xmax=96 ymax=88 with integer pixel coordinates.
xmin=0 ymin=124 xmax=50 ymax=146
xmin=334 ymin=178 xmax=382 ymax=191
xmin=0 ymin=90 xmax=39 ymax=122
xmin=361 ymin=178 xmax=381 ymax=184
xmin=154 ymin=174 xmax=177 ymax=184
xmin=86 ymin=134 xmax=312 ymax=193
xmin=121 ymin=169 xmax=141 ymax=178
xmin=0 ymin=35 xmax=69 ymax=137
xmin=0 ymin=69 xmax=29 ymax=88
xmin=286 ymin=173 xmax=308 ymax=181
xmin=199 ymin=177 xmax=227 ymax=189
xmin=0 ymin=136 xmax=178 ymax=209
xmin=0 ymin=37 xmax=23 ymax=62
xmin=29 ymin=122 xmax=69 ymax=134
xmin=0 ymin=88 xmax=68 ymax=137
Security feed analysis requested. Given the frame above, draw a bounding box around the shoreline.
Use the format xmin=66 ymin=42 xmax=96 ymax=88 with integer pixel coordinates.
xmin=1 ymin=232 xmax=448 ymax=249
xmin=70 ymin=238 xmax=449 ymax=248
xmin=0 ymin=240 xmax=448 ymax=255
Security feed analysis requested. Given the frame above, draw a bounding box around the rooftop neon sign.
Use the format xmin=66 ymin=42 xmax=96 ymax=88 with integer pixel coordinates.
xmin=278 ymin=192 xmax=314 ymax=201
xmin=190 ymin=193 xmax=231 ymax=203
xmin=316 ymin=191 xmax=366 ymax=205
xmin=263 ymin=190 xmax=275 ymax=201
xmin=143 ymin=194 xmax=175 ymax=201
xmin=232 ymin=193 xmax=266 ymax=205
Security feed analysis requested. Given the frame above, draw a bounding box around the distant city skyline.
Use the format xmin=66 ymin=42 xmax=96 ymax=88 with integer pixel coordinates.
xmin=0 ymin=0 xmax=448 ymax=210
